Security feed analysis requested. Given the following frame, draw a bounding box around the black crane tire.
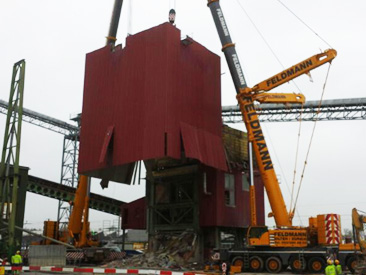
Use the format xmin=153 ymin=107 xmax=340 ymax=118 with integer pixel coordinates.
xmin=231 ymin=257 xmax=244 ymax=271
xmin=249 ymin=256 xmax=264 ymax=272
xmin=265 ymin=256 xmax=282 ymax=273
xmin=347 ymin=256 xmax=357 ymax=274
xmin=290 ymin=256 xmax=307 ymax=273
xmin=308 ymin=257 xmax=326 ymax=273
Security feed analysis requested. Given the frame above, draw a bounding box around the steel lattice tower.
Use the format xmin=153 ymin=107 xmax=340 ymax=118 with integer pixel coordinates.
xmin=0 ymin=60 xmax=26 ymax=257
xmin=56 ymin=119 xmax=80 ymax=230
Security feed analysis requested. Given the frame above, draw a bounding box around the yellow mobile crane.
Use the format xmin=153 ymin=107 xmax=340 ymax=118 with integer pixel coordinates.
xmin=67 ymin=175 xmax=98 ymax=248
xmin=36 ymin=0 xmax=125 ymax=263
xmin=39 ymin=175 xmax=104 ymax=262
xmin=351 ymin=208 xmax=366 ymax=274
xmin=352 ymin=209 xmax=366 ymax=254
xmin=207 ymin=0 xmax=359 ymax=273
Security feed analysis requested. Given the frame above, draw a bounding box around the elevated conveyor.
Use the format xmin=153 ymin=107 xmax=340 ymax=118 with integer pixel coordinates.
xmin=27 ymin=175 xmax=124 ymax=216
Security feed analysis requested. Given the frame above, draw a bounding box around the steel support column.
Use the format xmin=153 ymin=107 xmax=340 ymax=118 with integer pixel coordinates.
xmin=0 ymin=60 xmax=26 ymax=257
xmin=56 ymin=131 xmax=79 ymax=230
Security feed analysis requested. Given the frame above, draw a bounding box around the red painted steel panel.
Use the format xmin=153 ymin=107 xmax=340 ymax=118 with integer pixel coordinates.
xmin=79 ymin=23 xmax=226 ymax=182
xmin=121 ymin=197 xmax=146 ymax=230
xmin=181 ymin=123 xmax=227 ymax=171
xmin=199 ymin=168 xmax=250 ymax=228
xmin=216 ymin=170 xmax=246 ymax=227
xmin=199 ymin=167 xmax=265 ymax=228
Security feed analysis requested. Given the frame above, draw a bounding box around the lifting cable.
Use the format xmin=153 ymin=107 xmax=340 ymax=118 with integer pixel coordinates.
xmin=235 ymin=0 xmax=304 ymax=94
xmin=292 ymin=63 xmax=333 ymax=213
xmin=235 ymin=0 xmax=302 ymax=191
xmin=289 ymin=102 xmax=304 ymax=212
xmin=235 ymin=0 xmax=309 ymax=224
xmin=275 ymin=0 xmax=333 ymax=49
xmin=236 ymin=0 xmax=303 ymax=220
xmin=262 ymin=121 xmax=304 ymax=225
xmin=235 ymin=1 xmax=284 ymax=68
xmin=357 ymin=209 xmax=366 ymax=215
xmin=169 ymin=0 xmax=176 ymax=10
xmin=127 ymin=0 xmax=133 ymax=35
xmin=235 ymin=0 xmax=334 ymax=222
xmin=273 ymin=0 xmax=335 ymax=216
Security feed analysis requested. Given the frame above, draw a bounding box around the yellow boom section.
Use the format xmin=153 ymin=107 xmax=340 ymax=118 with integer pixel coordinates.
xmin=237 ymin=50 xmax=336 ymax=227
xmin=68 ymin=175 xmax=88 ymax=236
xmin=352 ymin=208 xmax=366 ymax=254
xmin=253 ymin=93 xmax=305 ymax=104
xmin=207 ymin=0 xmax=337 ymax=229
xmin=237 ymin=93 xmax=292 ymax=227
xmin=251 ymin=49 xmax=337 ymax=94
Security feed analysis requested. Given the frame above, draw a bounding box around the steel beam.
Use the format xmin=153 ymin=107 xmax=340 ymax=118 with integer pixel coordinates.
xmin=222 ymin=98 xmax=366 ymax=123
xmin=0 ymin=99 xmax=78 ymax=135
xmin=2 ymin=97 xmax=365 ymax=130
xmin=27 ymin=175 xmax=124 ymax=216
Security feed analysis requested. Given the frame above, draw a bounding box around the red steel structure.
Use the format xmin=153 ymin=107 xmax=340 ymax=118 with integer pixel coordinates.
xmin=79 ymin=22 xmax=226 ymax=181
xmin=79 ymin=23 xmax=265 ymax=259
xmin=121 ymin=171 xmax=264 ymax=230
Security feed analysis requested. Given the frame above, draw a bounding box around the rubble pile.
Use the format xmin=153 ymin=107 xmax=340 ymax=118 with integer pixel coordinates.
xmin=105 ymin=231 xmax=204 ymax=270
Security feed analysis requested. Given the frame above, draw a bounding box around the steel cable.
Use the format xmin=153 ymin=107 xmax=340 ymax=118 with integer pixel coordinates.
xmin=292 ymin=63 xmax=333 ymax=212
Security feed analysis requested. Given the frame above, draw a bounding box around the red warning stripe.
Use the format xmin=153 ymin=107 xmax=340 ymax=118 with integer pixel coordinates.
xmin=3 ymin=266 xmax=215 ymax=274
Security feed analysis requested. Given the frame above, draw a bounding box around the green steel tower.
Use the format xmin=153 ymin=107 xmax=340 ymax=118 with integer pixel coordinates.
xmin=0 ymin=60 xmax=26 ymax=258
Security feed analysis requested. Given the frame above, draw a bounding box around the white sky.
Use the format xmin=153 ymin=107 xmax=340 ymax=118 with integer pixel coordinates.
xmin=0 ymin=0 xmax=365 ymax=232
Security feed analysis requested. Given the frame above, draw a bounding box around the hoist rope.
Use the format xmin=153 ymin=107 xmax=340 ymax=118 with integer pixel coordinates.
xmin=235 ymin=0 xmax=305 ymax=220
xmin=261 ymin=122 xmax=304 ymax=226
xmin=275 ymin=0 xmax=333 ymax=49
xmin=289 ymin=102 xmax=304 ymax=212
xmin=235 ymin=0 xmax=334 ymax=224
xmin=358 ymin=209 xmax=366 ymax=215
xmin=235 ymin=0 xmax=309 ymax=224
xmin=127 ymin=0 xmax=133 ymax=35
xmin=235 ymin=1 xmax=284 ymax=69
xmin=292 ymin=63 xmax=333 ymax=212
xmin=235 ymin=0 xmax=303 ymax=94
xmin=169 ymin=0 xmax=176 ymax=9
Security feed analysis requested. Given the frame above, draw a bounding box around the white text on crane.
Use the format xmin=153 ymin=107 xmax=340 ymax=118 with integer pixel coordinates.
xmin=232 ymin=54 xmax=246 ymax=86
xmin=216 ymin=9 xmax=229 ymax=36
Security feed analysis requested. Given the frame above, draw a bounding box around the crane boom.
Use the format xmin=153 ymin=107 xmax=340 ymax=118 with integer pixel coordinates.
xmin=352 ymin=208 xmax=366 ymax=254
xmin=207 ymin=0 xmax=336 ymax=228
xmin=207 ymin=0 xmax=291 ymax=227
xmin=252 ymin=50 xmax=336 ymax=93
xmin=106 ymin=0 xmax=124 ymax=46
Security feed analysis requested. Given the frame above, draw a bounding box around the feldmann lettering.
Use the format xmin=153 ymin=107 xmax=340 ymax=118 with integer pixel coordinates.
xmin=273 ymin=232 xmax=307 ymax=237
xmin=253 ymin=129 xmax=264 ymax=141
xmin=266 ymin=59 xmax=313 ymax=87
xmin=232 ymin=54 xmax=246 ymax=86
xmin=242 ymin=102 xmax=273 ymax=171
xmin=216 ymin=9 xmax=229 ymax=36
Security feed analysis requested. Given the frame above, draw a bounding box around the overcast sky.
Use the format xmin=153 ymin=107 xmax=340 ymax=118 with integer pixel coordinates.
xmin=0 ymin=0 xmax=365 ymax=232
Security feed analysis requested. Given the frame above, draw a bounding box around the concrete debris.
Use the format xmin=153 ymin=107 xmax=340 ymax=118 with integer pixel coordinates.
xmin=104 ymin=231 xmax=204 ymax=270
